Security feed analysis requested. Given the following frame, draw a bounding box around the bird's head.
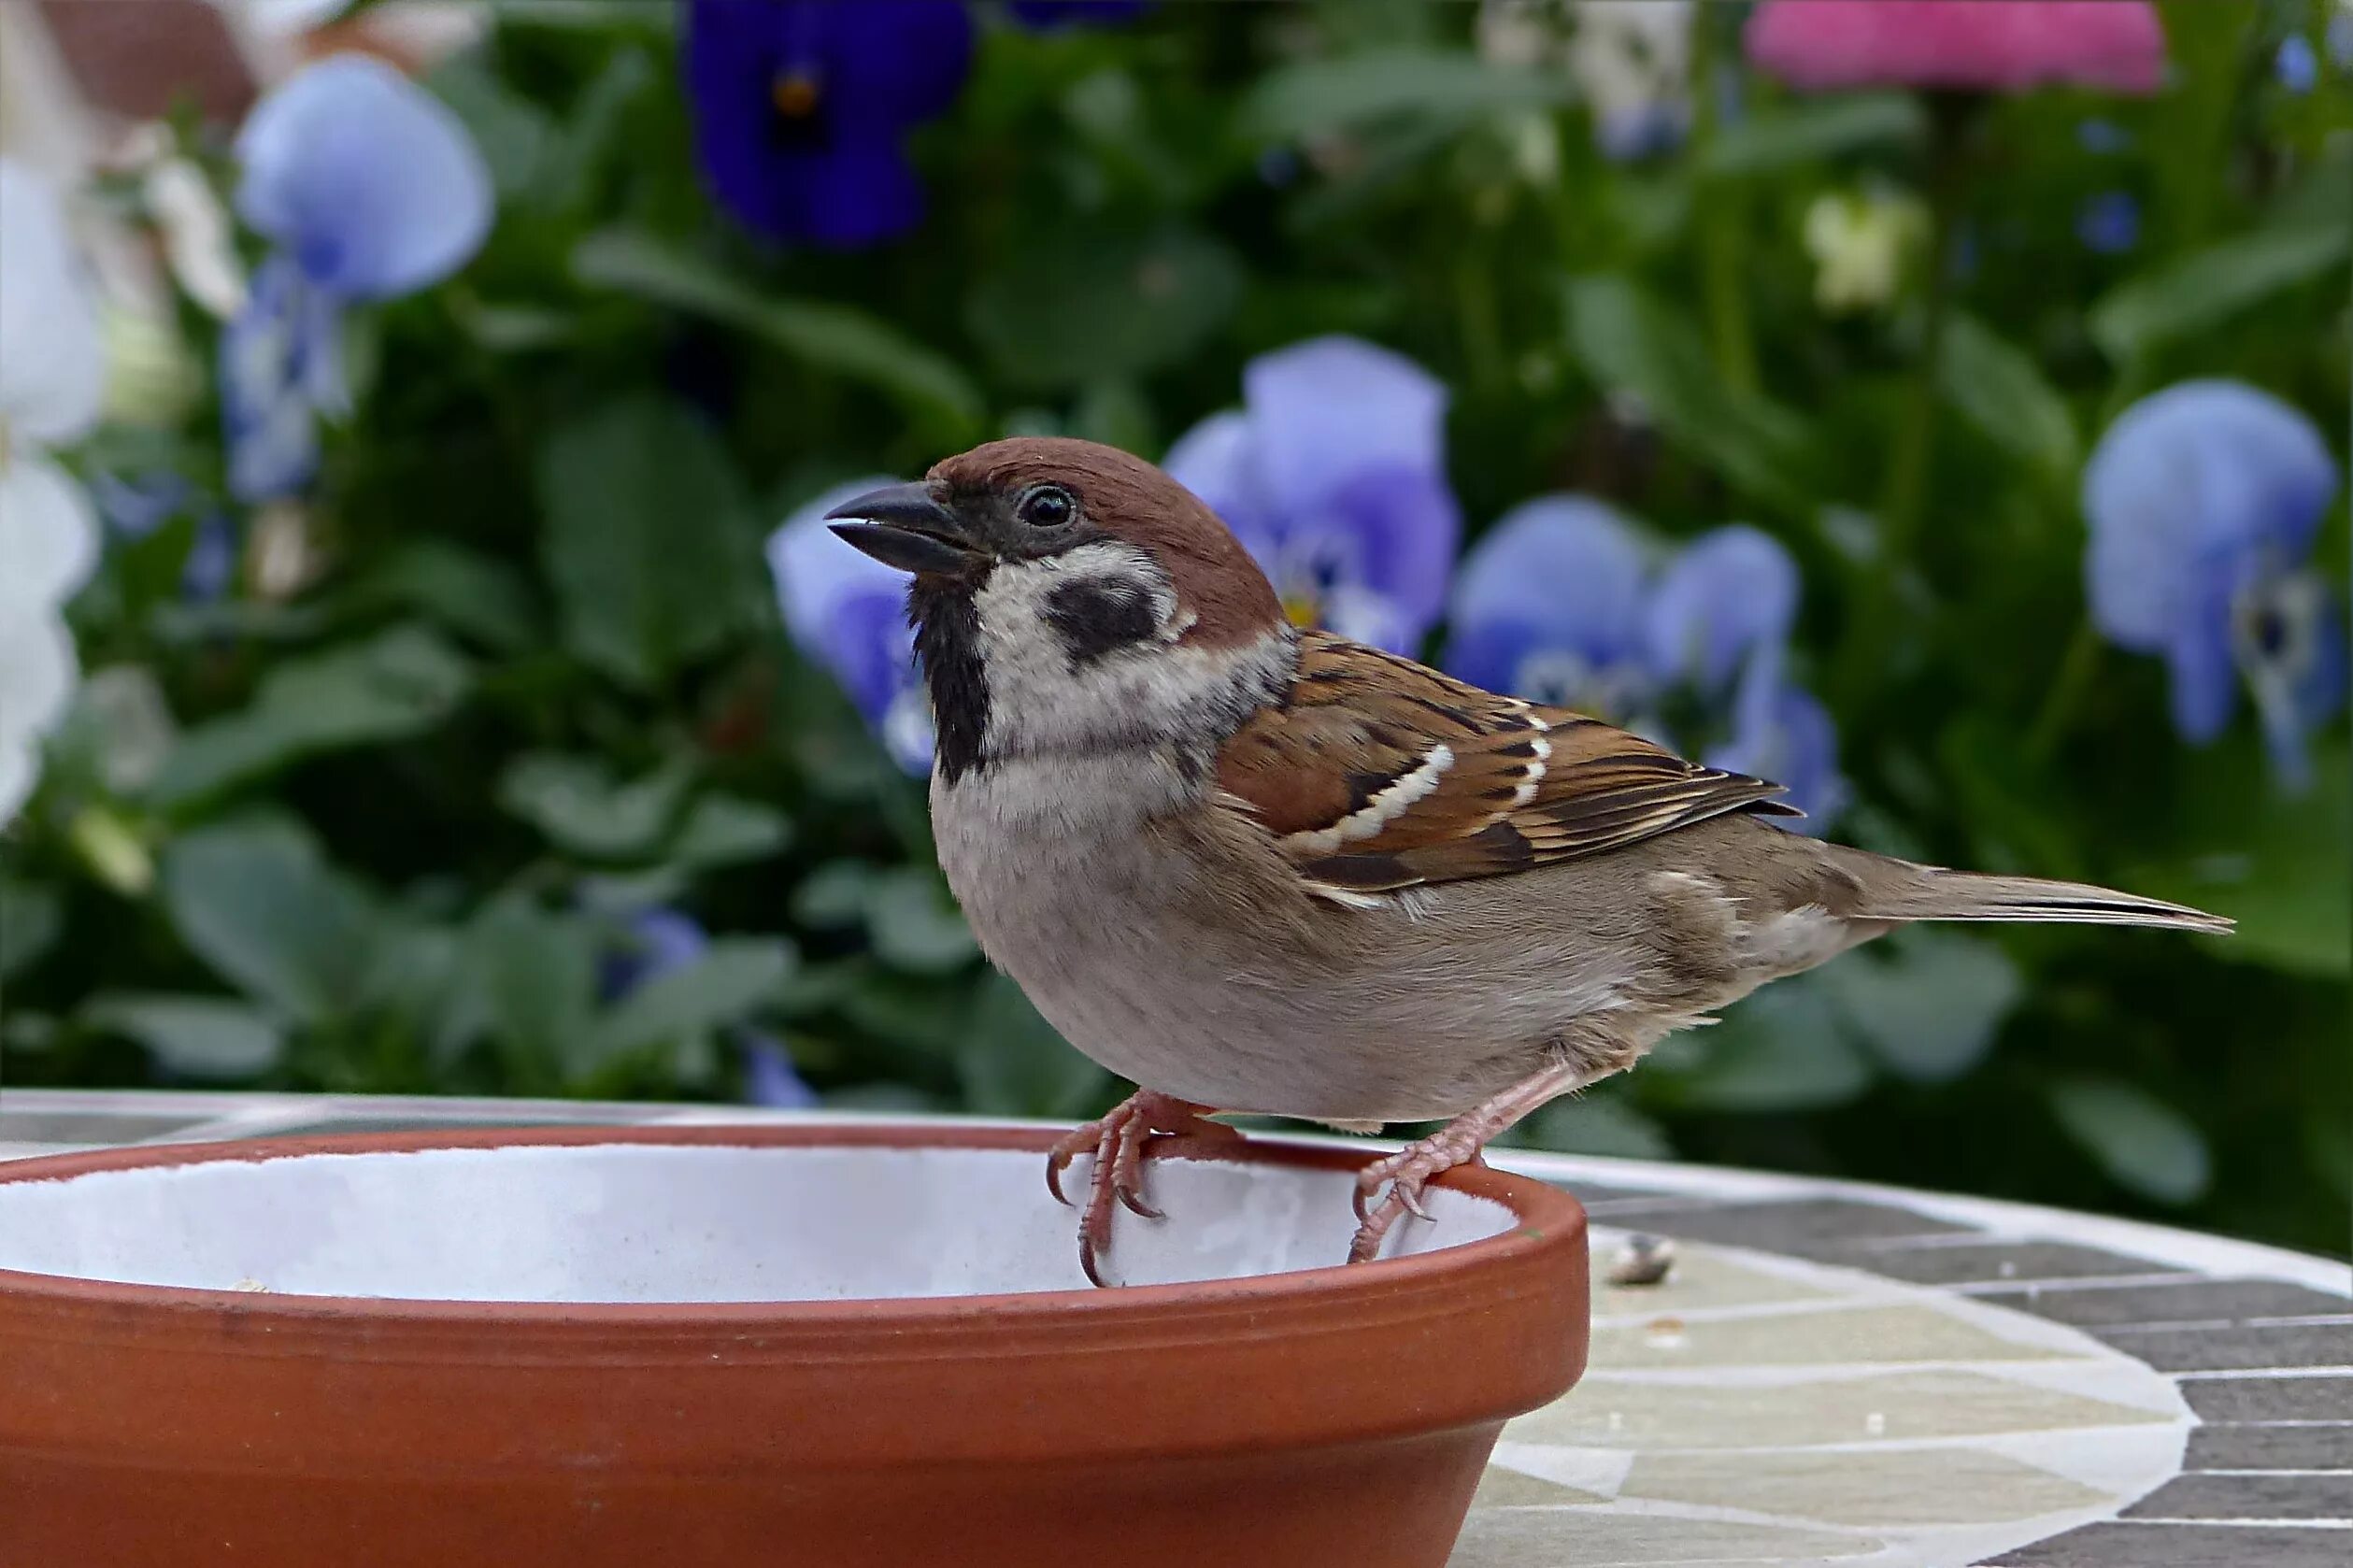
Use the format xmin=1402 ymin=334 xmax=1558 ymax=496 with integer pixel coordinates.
xmin=826 ymin=437 xmax=1292 ymax=782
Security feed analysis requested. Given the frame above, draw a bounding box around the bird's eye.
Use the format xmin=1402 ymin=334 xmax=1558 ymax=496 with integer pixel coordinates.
xmin=1017 ymin=484 xmax=1076 ymax=529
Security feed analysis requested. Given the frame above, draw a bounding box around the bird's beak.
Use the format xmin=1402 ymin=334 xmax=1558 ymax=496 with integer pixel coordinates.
xmin=824 ymin=483 xmax=979 ymax=576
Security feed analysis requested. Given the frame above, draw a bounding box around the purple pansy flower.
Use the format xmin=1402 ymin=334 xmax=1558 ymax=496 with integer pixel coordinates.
xmin=1007 ymin=1 xmax=1149 ymax=26
xmin=602 ymin=907 xmax=818 ymax=1110
xmin=1163 ymin=335 xmax=1462 ymax=653
xmin=2084 ymin=379 xmax=2347 ymax=789
xmin=222 ymin=55 xmax=492 ymax=503
xmin=768 ymin=476 xmax=933 ymax=774
xmin=1442 ymin=496 xmax=1658 ymax=722
xmin=682 ymin=0 xmax=973 ymax=248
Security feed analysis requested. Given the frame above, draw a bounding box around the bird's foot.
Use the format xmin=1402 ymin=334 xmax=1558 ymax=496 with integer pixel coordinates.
xmin=1046 ymin=1090 xmax=1238 ymax=1288
xmin=1348 ymin=1127 xmax=1492 ymax=1263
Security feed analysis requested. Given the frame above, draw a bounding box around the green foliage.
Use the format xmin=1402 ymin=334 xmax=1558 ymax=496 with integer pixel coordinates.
xmin=8 ymin=3 xmax=2346 ymax=1257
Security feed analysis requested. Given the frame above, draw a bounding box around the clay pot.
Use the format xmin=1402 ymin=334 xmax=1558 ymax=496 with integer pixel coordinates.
xmin=0 ymin=1123 xmax=1588 ymax=1567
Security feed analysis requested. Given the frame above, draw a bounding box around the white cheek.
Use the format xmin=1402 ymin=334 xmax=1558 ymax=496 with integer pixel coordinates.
xmin=973 ymin=547 xmax=1189 ymax=755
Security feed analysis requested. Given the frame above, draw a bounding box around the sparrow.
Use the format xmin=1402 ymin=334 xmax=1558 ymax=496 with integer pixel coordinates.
xmin=827 ymin=436 xmax=2232 ymax=1285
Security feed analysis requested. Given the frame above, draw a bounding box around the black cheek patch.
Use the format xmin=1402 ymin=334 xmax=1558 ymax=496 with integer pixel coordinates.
xmin=1044 ymin=578 xmax=1161 ymax=665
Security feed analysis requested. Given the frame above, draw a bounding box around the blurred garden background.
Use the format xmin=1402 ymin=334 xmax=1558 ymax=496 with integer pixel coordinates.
xmin=0 ymin=0 xmax=2346 ymax=1255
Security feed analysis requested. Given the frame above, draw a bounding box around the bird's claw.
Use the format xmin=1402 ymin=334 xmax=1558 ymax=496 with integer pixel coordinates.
xmin=1348 ymin=1138 xmax=1484 ymax=1263
xmin=1044 ymin=1091 xmax=1234 ymax=1288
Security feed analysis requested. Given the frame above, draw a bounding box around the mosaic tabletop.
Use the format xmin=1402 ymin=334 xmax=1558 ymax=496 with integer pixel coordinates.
xmin=4 ymin=1088 xmax=2346 ymax=1567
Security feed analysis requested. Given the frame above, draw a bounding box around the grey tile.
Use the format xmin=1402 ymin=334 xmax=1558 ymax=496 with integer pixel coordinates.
xmin=0 ymin=1109 xmax=206 ymax=1145
xmin=2187 ymin=1423 xmax=2353 ymax=1471
xmin=2122 ymin=1472 xmax=2353 ymax=1521
xmin=1978 ymin=1278 xmax=2353 ymax=1329
xmin=1851 ymin=1242 xmax=2187 ymax=1287
xmin=2183 ymin=1376 xmax=2353 ymax=1423
xmin=1547 ymin=1181 xmax=1676 ymax=1209
xmin=2097 ymin=1320 xmax=2353 ymax=1373
xmin=1629 ymin=1198 xmax=1975 ymax=1255
xmin=1988 ymin=1522 xmax=2353 ymax=1566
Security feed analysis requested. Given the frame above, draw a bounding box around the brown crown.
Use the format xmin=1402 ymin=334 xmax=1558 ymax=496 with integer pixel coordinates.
xmin=928 ymin=437 xmax=1283 ymax=647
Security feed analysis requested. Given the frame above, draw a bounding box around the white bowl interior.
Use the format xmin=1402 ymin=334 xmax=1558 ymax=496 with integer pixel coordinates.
xmin=0 ymin=1141 xmax=1519 ymax=1302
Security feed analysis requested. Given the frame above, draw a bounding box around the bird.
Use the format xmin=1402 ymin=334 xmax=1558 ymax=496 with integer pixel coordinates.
xmin=825 ymin=436 xmax=2232 ymax=1286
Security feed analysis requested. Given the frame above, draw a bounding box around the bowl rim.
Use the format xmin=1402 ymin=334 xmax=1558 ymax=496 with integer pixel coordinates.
xmin=0 ymin=1120 xmax=1588 ymax=1328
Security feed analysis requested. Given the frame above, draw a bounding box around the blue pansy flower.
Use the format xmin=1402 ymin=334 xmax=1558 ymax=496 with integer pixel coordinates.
xmin=682 ymin=0 xmax=973 ymax=248
xmin=1644 ymin=523 xmax=1799 ymax=709
xmin=1711 ymin=679 xmax=1845 ymax=826
xmin=2085 ymin=379 xmax=2346 ymax=788
xmin=768 ymin=476 xmax=933 ymax=774
xmin=1442 ymin=495 xmax=1658 ymax=721
xmin=1163 ymin=335 xmax=1462 ymax=653
xmin=2076 ymin=190 xmax=2140 ymax=254
xmin=2275 ymin=34 xmax=2318 ymax=93
xmin=222 ymin=55 xmax=491 ymax=503
xmin=2075 ymin=117 xmax=2131 ymax=153
xmin=603 ymin=907 xmax=818 ymax=1109
xmin=93 ymin=471 xmax=238 ymax=600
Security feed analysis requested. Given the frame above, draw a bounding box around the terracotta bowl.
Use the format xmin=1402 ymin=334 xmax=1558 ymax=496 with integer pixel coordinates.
xmin=0 ymin=1123 xmax=1588 ymax=1568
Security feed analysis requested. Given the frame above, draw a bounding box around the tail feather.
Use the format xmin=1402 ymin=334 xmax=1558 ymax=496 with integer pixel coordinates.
xmin=1870 ymin=869 xmax=2234 ymax=936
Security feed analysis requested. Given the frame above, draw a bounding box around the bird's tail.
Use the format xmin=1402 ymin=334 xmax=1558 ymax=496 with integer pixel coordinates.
xmin=1866 ymin=867 xmax=2233 ymax=935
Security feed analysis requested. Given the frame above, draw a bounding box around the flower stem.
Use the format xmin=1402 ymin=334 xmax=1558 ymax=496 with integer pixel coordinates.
xmin=2024 ymin=618 xmax=2105 ymax=765
xmin=1837 ymin=93 xmax=1976 ymax=706
xmin=1690 ymin=8 xmax=1757 ymax=396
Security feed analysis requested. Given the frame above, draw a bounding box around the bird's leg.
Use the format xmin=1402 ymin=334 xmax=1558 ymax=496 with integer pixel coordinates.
xmin=1047 ymin=1089 xmax=1239 ymax=1287
xmin=1348 ymin=1058 xmax=1590 ymax=1264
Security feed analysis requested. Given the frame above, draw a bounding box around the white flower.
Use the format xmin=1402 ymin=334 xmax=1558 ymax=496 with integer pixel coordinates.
xmin=1802 ymin=189 xmax=1927 ymax=314
xmin=143 ymin=156 xmax=248 ymax=320
xmin=1568 ymin=1 xmax=1692 ymax=159
xmin=0 ymin=160 xmax=106 ymax=824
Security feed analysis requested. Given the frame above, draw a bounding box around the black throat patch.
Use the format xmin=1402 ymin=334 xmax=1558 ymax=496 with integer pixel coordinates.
xmin=908 ymin=580 xmax=988 ymax=783
xmin=1043 ymin=577 xmax=1160 ymax=665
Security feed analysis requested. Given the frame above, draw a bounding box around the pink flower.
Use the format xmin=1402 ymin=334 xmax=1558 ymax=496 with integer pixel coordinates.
xmin=1747 ymin=1 xmax=2165 ymax=94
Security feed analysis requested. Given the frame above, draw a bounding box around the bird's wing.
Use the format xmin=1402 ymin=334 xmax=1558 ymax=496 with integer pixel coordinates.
xmin=1215 ymin=631 xmax=1801 ymax=893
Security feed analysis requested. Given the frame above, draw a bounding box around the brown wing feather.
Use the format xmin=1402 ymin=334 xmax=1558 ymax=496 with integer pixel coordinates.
xmin=1217 ymin=632 xmax=1799 ymax=893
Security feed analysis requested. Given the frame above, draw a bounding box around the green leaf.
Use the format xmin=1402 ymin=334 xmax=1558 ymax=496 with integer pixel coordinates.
xmin=2126 ymin=735 xmax=2349 ymax=978
xmin=1822 ymin=929 xmax=2022 ymax=1084
xmin=1241 ymin=49 xmax=1572 ymax=141
xmin=1699 ymin=93 xmax=1923 ymax=178
xmin=83 ymin=993 xmax=286 ymax=1078
xmin=343 ymin=541 xmax=540 ymax=654
xmin=1662 ymin=977 xmax=1874 ymax=1111
xmin=956 ymin=971 xmax=1107 ymax=1119
xmin=1938 ymin=314 xmax=2079 ymax=478
xmin=159 ymin=819 xmax=380 ymax=1025
xmin=470 ymin=896 xmax=599 ymax=1076
xmin=496 ymin=751 xmax=694 ymax=861
xmin=427 ymin=55 xmax=555 ymax=201
xmin=966 ymin=225 xmax=1244 ymax=390
xmin=587 ymin=937 xmax=795 ymax=1063
xmin=667 ymin=793 xmax=791 ymax=869
xmin=791 ymin=862 xmax=878 ymax=928
xmin=150 ymin=626 xmax=472 ymax=806
xmin=535 ymin=393 xmax=759 ymax=689
xmin=2089 ymin=221 xmax=2351 ymax=362
xmin=572 ymin=230 xmax=982 ymax=434
xmin=2047 ymin=1076 xmax=2211 ymax=1205
xmin=0 ymin=878 xmax=63 ymax=983
xmin=1563 ymin=274 xmax=1809 ymax=510
xmin=864 ymin=867 xmax=979 ymax=974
